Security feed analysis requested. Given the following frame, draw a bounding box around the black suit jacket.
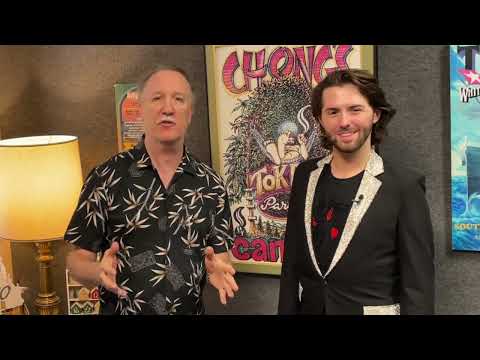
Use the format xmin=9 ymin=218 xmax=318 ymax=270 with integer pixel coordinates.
xmin=278 ymin=151 xmax=435 ymax=315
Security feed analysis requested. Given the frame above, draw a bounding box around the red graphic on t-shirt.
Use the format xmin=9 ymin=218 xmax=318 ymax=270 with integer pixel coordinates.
xmin=326 ymin=208 xmax=334 ymax=222
xmin=330 ymin=227 xmax=339 ymax=240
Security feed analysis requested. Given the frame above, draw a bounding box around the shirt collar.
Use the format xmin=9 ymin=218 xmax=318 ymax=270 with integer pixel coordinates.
xmin=316 ymin=147 xmax=384 ymax=177
xmin=132 ymin=135 xmax=197 ymax=176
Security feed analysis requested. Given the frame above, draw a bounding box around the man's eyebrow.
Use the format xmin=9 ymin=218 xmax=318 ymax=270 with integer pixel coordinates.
xmin=323 ymin=104 xmax=365 ymax=110
xmin=323 ymin=106 xmax=339 ymax=111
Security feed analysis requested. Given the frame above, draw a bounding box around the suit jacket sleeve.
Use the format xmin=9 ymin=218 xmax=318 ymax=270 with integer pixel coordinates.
xmin=397 ymin=174 xmax=435 ymax=314
xmin=278 ymin=165 xmax=303 ymax=314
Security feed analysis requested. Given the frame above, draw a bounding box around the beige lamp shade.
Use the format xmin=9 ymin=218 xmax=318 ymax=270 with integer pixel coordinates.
xmin=0 ymin=135 xmax=83 ymax=242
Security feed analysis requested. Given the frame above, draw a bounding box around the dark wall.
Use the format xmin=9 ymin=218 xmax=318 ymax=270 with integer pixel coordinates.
xmin=0 ymin=45 xmax=472 ymax=315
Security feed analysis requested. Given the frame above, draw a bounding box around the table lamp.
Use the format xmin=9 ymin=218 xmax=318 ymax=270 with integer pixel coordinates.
xmin=0 ymin=135 xmax=83 ymax=315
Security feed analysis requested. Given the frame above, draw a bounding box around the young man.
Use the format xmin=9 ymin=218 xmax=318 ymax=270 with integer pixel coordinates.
xmin=278 ymin=69 xmax=434 ymax=315
xmin=65 ymin=65 xmax=238 ymax=314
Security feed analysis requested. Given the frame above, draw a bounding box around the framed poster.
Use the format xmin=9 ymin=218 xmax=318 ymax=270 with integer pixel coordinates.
xmin=206 ymin=45 xmax=375 ymax=274
xmin=450 ymin=45 xmax=480 ymax=251
xmin=114 ymin=84 xmax=143 ymax=152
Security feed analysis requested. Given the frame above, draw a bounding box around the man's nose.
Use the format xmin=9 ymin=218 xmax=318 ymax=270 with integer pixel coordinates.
xmin=338 ymin=111 xmax=351 ymax=127
xmin=162 ymin=97 xmax=175 ymax=114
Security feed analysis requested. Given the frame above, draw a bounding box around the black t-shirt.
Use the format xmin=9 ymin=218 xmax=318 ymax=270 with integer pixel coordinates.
xmin=311 ymin=164 xmax=364 ymax=275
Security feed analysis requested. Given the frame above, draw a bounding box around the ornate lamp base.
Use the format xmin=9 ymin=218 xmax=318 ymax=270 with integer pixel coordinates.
xmin=34 ymin=242 xmax=60 ymax=315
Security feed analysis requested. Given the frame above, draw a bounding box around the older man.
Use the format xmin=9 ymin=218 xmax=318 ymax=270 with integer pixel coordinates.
xmin=65 ymin=65 xmax=238 ymax=314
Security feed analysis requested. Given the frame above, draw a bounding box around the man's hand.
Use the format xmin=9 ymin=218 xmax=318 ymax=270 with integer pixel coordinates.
xmin=204 ymin=247 xmax=239 ymax=305
xmin=99 ymin=242 xmax=127 ymax=298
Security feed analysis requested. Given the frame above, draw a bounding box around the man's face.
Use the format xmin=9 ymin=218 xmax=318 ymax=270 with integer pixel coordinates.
xmin=319 ymin=84 xmax=379 ymax=154
xmin=139 ymin=70 xmax=193 ymax=145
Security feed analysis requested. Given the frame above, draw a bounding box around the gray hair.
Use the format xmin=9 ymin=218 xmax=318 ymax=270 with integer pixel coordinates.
xmin=136 ymin=64 xmax=195 ymax=110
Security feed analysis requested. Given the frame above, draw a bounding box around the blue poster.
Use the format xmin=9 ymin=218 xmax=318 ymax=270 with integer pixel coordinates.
xmin=451 ymin=45 xmax=480 ymax=251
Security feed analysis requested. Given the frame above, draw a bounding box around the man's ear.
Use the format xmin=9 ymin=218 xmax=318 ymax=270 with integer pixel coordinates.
xmin=373 ymin=110 xmax=381 ymax=124
xmin=317 ymin=116 xmax=326 ymax=131
xmin=187 ymin=108 xmax=193 ymax=127
xmin=138 ymin=98 xmax=144 ymax=119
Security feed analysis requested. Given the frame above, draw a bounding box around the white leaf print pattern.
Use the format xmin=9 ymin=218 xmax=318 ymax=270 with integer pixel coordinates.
xmin=150 ymin=263 xmax=167 ymax=287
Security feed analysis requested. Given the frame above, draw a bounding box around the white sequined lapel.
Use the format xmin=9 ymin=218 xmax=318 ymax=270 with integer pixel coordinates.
xmin=304 ymin=154 xmax=332 ymax=279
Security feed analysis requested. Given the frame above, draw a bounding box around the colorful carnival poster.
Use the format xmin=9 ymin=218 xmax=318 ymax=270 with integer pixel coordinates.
xmin=451 ymin=45 xmax=480 ymax=251
xmin=114 ymin=84 xmax=143 ymax=152
xmin=206 ymin=45 xmax=375 ymax=274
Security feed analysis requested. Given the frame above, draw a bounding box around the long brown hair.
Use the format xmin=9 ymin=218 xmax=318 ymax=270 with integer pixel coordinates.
xmin=311 ymin=69 xmax=396 ymax=150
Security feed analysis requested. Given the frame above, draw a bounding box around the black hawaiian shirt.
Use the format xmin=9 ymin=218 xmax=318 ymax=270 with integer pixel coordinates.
xmin=64 ymin=139 xmax=234 ymax=315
